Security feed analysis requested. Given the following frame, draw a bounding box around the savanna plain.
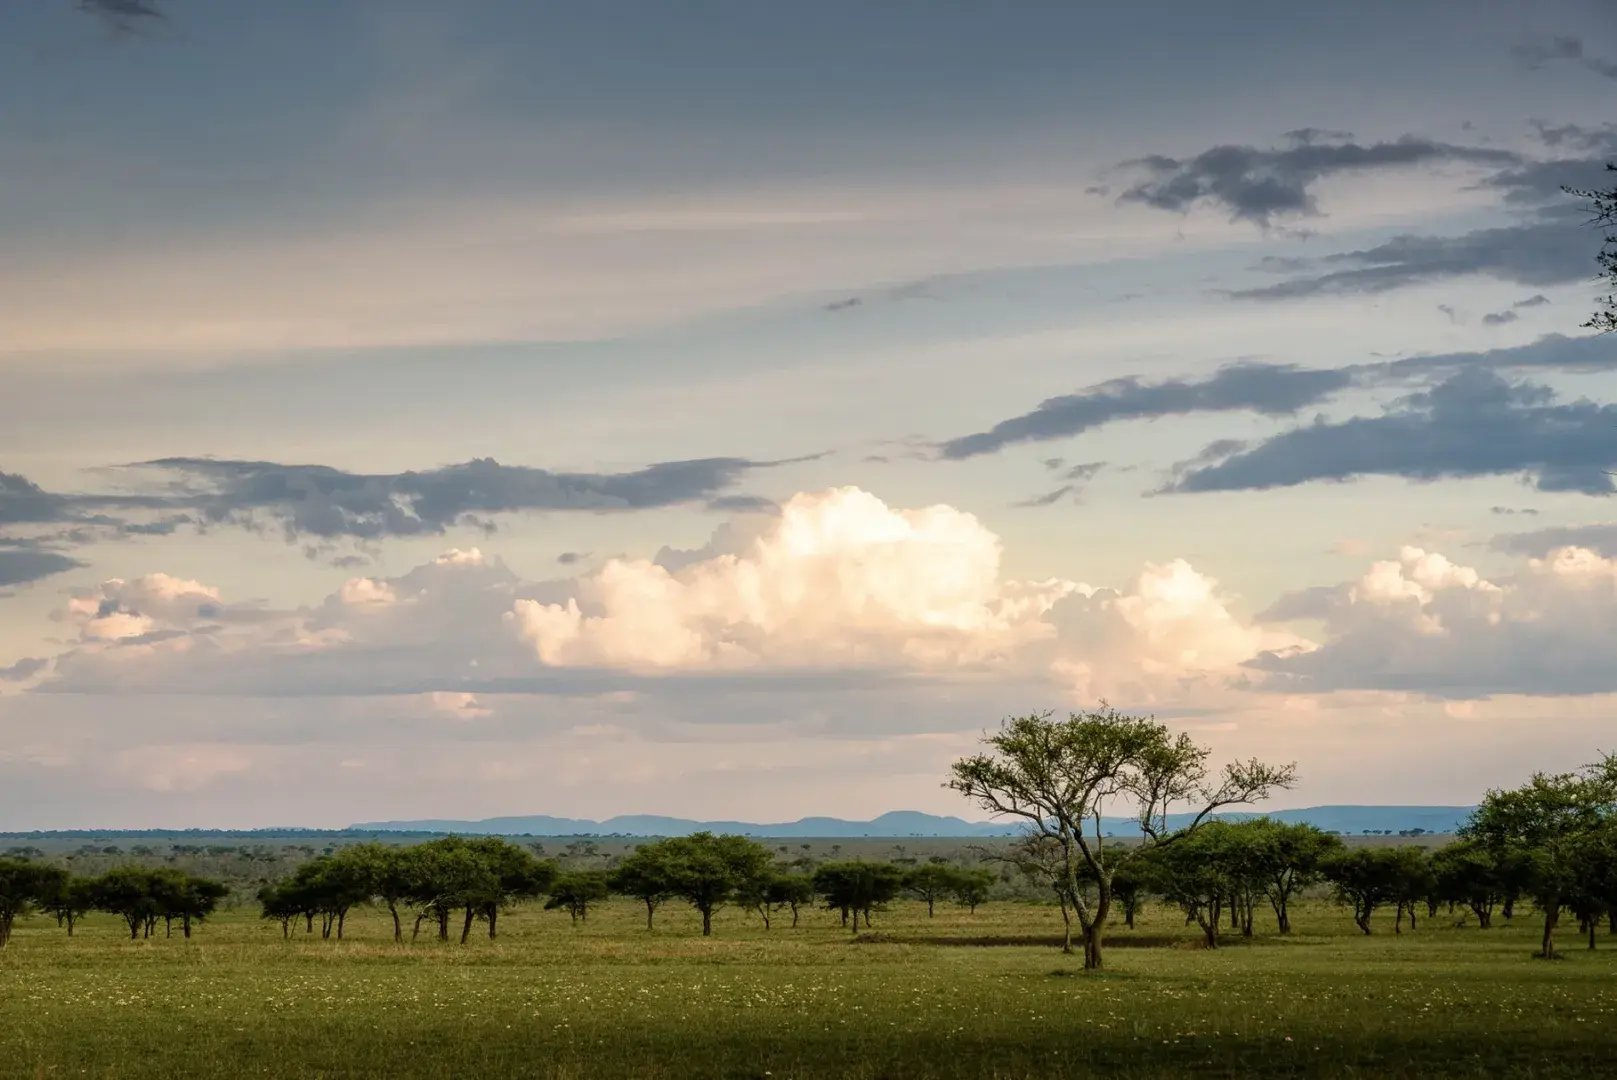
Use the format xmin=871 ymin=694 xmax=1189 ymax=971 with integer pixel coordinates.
xmin=3 ymin=892 xmax=1613 ymax=1080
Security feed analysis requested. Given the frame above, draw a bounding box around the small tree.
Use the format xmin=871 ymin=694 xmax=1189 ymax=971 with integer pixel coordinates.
xmin=812 ymin=862 xmax=905 ymax=934
xmin=258 ymin=883 xmax=299 ymax=939
xmin=39 ymin=873 xmax=94 ymax=937
xmin=89 ymin=867 xmax=162 ymax=940
xmin=1233 ymin=819 xmax=1341 ymax=934
xmin=608 ymin=846 xmax=676 ymax=930
xmin=0 ymin=858 xmax=61 ymax=948
xmin=949 ymin=707 xmax=1294 ymax=968
xmin=952 ymin=868 xmax=994 ymax=915
xmin=545 ymin=870 xmax=610 ymax=925
xmin=1323 ymin=848 xmax=1406 ymax=935
xmin=902 ymin=861 xmax=962 ymax=918
xmin=1463 ymin=755 xmax=1617 ymax=958
xmin=649 ymin=833 xmax=774 ymax=937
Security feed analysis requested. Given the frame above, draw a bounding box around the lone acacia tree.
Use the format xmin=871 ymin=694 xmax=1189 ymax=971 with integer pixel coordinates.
xmin=948 ymin=707 xmax=1294 ymax=969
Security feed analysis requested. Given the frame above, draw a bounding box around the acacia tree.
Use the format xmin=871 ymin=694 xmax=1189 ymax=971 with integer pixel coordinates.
xmin=0 ymin=858 xmax=60 ymax=948
xmin=1234 ymin=819 xmax=1341 ymax=934
xmin=38 ymin=872 xmax=93 ymax=936
xmin=1324 ymin=847 xmax=1419 ymax=935
xmin=1144 ymin=823 xmax=1244 ymax=948
xmin=90 ymin=867 xmax=164 ymax=940
xmin=902 ymin=861 xmax=963 ymax=918
xmin=608 ymin=845 xmax=676 ymax=930
xmin=545 ymin=870 xmax=610 ymax=924
xmin=650 ymin=833 xmax=773 ymax=937
xmin=952 ymin=868 xmax=994 ymax=915
xmin=812 ymin=862 xmax=906 ymax=934
xmin=1463 ymin=755 xmax=1617 ymax=958
xmin=949 ymin=708 xmax=1294 ymax=968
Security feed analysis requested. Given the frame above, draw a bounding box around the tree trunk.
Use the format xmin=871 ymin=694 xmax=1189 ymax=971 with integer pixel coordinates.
xmin=1589 ymin=918 xmax=1598 ymax=951
xmin=1082 ymin=924 xmax=1103 ymax=968
xmin=65 ymin=913 xmax=76 ymax=937
xmin=337 ymin=910 xmax=347 ymax=939
xmin=1502 ymin=896 xmax=1515 ymax=920
xmin=644 ymin=899 xmax=655 ymax=930
xmin=305 ymin=913 xmax=314 ymax=934
xmin=183 ymin=915 xmax=193 ymax=939
xmin=460 ymin=906 xmax=474 ymax=945
xmin=486 ymin=905 xmax=498 ymax=939
xmin=1540 ymin=906 xmax=1559 ymax=959
xmin=1057 ymin=893 xmax=1073 ymax=954
xmin=701 ymin=906 xmax=713 ymax=936
xmin=1395 ymin=903 xmax=1404 ymax=935
xmin=412 ymin=912 xmax=425 ymax=942
xmin=389 ymin=903 xmax=402 ymax=943
xmin=436 ymin=908 xmax=449 ymax=942
xmin=926 ymin=897 xmax=934 ymax=917
xmin=281 ymin=917 xmax=290 ymax=939
xmin=165 ymin=916 xmax=173 ymax=938
xmin=790 ymin=902 xmax=800 ymax=928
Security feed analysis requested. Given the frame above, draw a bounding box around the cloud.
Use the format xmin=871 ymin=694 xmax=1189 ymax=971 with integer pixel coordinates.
xmin=29 ymin=488 xmax=1288 ymax=704
xmin=1229 ymin=213 xmax=1595 ymax=299
xmin=0 ymin=545 xmax=84 ymax=589
xmin=1491 ymin=523 xmax=1617 ymax=557
xmin=1116 ymin=133 xmax=1518 ymax=227
xmin=76 ymin=0 xmax=166 ymax=33
xmin=1251 ymin=546 xmax=1617 ymax=696
xmin=134 ymin=454 xmax=785 ymax=541
xmin=938 ymin=362 xmax=1352 ymax=459
xmin=1169 ymin=369 xmax=1617 ymax=497
xmin=509 ymin=487 xmax=1081 ymax=672
xmin=1512 ymin=35 xmax=1617 ymax=81
xmin=1482 ymin=310 xmax=1518 ymax=326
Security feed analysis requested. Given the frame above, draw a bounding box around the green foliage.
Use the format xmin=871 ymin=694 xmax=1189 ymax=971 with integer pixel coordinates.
xmin=0 ymin=858 xmax=68 ymax=948
xmin=948 ymin=707 xmax=1294 ymax=966
xmin=811 ymin=862 xmax=906 ymax=933
xmin=544 ymin=871 xmax=610 ymax=924
xmin=629 ymin=833 xmax=774 ymax=936
xmin=1464 ymin=754 xmax=1617 ymax=956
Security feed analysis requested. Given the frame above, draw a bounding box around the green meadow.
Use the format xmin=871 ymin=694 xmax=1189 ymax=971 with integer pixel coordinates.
xmin=3 ymin=895 xmax=1613 ymax=1079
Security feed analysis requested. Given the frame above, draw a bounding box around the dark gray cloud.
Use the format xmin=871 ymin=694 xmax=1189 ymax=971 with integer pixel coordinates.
xmin=1117 ymin=133 xmax=1518 ymax=227
xmin=1011 ymin=485 xmax=1074 ymax=508
xmin=1374 ymin=332 xmax=1616 ymax=379
xmin=76 ymin=0 xmax=165 ymax=32
xmin=139 ymin=455 xmax=781 ymax=540
xmin=0 ymin=657 xmax=48 ymax=682
xmin=1482 ymin=309 xmax=1518 ymax=326
xmin=939 ymin=363 xmax=1352 ymax=459
xmin=0 ymin=546 xmax=84 ymax=588
xmin=1169 ymin=369 xmax=1617 ymax=497
xmin=1229 ymin=212 xmax=1593 ymax=299
xmin=1491 ymin=523 xmax=1617 ymax=557
xmin=1224 ymin=125 xmax=1617 ymax=301
xmin=1515 ymin=294 xmax=1552 ymax=309
xmin=1512 ymin=35 xmax=1617 ymax=80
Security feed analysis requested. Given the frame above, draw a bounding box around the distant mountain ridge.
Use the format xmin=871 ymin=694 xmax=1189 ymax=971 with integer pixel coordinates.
xmin=349 ymin=805 xmax=1475 ymax=838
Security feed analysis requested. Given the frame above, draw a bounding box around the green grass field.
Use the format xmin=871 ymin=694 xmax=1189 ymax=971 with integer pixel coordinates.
xmin=2 ymin=896 xmax=1613 ymax=1079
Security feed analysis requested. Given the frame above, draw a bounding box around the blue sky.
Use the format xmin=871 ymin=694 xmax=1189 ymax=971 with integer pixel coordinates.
xmin=2 ymin=0 xmax=1617 ymax=827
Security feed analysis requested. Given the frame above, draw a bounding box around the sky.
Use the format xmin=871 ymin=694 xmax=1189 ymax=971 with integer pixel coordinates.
xmin=3 ymin=0 xmax=1617 ymax=828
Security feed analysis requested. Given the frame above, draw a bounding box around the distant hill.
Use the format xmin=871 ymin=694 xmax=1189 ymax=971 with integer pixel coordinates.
xmin=349 ymin=805 xmax=1475 ymax=838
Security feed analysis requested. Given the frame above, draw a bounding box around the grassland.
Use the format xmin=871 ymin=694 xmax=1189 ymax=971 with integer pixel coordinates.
xmin=2 ymin=895 xmax=1613 ymax=1079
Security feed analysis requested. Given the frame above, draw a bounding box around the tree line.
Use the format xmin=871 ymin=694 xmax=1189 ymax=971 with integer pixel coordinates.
xmin=951 ymin=709 xmax=1617 ymax=964
xmin=0 ymin=863 xmax=228 ymax=946
xmin=254 ymin=833 xmax=996 ymax=942
xmin=4 ymin=710 xmax=1612 ymax=962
